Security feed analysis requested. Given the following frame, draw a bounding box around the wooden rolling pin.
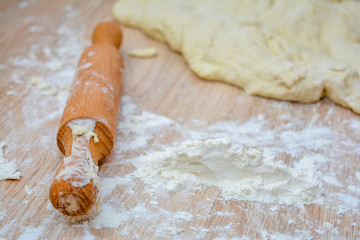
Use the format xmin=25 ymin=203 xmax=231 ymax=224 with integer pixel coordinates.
xmin=49 ymin=22 xmax=123 ymax=221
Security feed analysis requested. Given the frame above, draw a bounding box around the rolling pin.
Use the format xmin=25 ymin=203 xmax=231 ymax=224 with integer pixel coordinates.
xmin=49 ymin=22 xmax=123 ymax=221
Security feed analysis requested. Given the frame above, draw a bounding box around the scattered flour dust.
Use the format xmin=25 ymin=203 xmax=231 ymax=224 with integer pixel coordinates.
xmin=132 ymin=138 xmax=325 ymax=205
xmin=1 ymin=2 xmax=359 ymax=239
xmin=17 ymin=226 xmax=45 ymax=240
xmin=0 ymin=142 xmax=21 ymax=180
xmin=0 ymin=211 xmax=6 ymax=221
xmin=116 ymin=95 xmax=359 ymax=213
xmin=89 ymin=204 xmax=129 ymax=229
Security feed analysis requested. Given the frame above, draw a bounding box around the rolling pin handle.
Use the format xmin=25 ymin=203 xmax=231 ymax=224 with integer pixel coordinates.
xmin=92 ymin=22 xmax=123 ymax=49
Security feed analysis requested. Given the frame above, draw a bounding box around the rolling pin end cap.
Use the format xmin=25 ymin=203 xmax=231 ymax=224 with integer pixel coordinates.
xmin=49 ymin=179 xmax=99 ymax=218
xmin=92 ymin=21 xmax=123 ymax=49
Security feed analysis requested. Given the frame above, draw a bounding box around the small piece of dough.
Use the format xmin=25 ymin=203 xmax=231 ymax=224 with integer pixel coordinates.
xmin=113 ymin=0 xmax=360 ymax=114
xmin=30 ymin=76 xmax=58 ymax=96
xmin=30 ymin=76 xmax=50 ymax=90
xmin=128 ymin=47 xmax=157 ymax=58
xmin=41 ymin=87 xmax=58 ymax=96
xmin=45 ymin=60 xmax=63 ymax=71
xmin=68 ymin=119 xmax=99 ymax=143
xmin=6 ymin=90 xmax=18 ymax=96
xmin=0 ymin=142 xmax=21 ymax=180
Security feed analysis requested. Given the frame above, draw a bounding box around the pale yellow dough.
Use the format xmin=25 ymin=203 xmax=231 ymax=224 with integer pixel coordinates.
xmin=128 ymin=47 xmax=158 ymax=58
xmin=113 ymin=0 xmax=360 ymax=113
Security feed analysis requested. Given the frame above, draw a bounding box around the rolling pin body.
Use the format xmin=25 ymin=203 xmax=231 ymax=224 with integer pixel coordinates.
xmin=49 ymin=22 xmax=123 ymax=217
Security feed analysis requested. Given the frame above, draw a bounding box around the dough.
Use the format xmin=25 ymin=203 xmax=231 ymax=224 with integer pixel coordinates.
xmin=128 ymin=47 xmax=158 ymax=58
xmin=30 ymin=76 xmax=58 ymax=96
xmin=30 ymin=76 xmax=50 ymax=90
xmin=113 ymin=0 xmax=360 ymax=113
xmin=68 ymin=119 xmax=99 ymax=143
xmin=0 ymin=142 xmax=21 ymax=180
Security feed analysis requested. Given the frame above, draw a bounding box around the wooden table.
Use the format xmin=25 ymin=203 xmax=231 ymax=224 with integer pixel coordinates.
xmin=0 ymin=1 xmax=359 ymax=239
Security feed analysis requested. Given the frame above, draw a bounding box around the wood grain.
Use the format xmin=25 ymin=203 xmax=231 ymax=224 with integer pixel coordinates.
xmin=0 ymin=0 xmax=359 ymax=239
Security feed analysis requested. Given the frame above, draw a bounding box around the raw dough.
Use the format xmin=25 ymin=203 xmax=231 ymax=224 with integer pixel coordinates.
xmin=30 ymin=76 xmax=58 ymax=96
xmin=128 ymin=47 xmax=157 ymax=58
xmin=113 ymin=0 xmax=360 ymax=113
xmin=30 ymin=76 xmax=50 ymax=90
xmin=0 ymin=142 xmax=21 ymax=180
xmin=69 ymin=119 xmax=99 ymax=143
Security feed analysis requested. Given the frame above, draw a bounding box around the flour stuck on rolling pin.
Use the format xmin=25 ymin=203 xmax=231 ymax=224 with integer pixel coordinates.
xmin=55 ymin=119 xmax=99 ymax=189
xmin=49 ymin=22 xmax=124 ymax=222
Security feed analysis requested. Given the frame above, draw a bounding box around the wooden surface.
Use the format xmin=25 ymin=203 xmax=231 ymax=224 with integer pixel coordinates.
xmin=0 ymin=1 xmax=359 ymax=239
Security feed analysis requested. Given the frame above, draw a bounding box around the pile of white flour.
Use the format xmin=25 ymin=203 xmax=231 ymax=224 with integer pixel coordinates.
xmin=115 ymin=97 xmax=329 ymax=206
xmin=132 ymin=138 xmax=325 ymax=205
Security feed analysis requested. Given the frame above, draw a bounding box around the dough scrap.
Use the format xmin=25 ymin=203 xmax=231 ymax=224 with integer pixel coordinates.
xmin=68 ymin=119 xmax=99 ymax=143
xmin=0 ymin=142 xmax=21 ymax=180
xmin=113 ymin=0 xmax=360 ymax=113
xmin=30 ymin=76 xmax=50 ymax=90
xmin=30 ymin=76 xmax=58 ymax=96
xmin=128 ymin=47 xmax=157 ymax=58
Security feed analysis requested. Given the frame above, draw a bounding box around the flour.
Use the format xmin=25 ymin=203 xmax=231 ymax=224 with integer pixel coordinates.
xmin=55 ymin=119 xmax=99 ymax=189
xmin=260 ymin=230 xmax=301 ymax=240
xmin=87 ymin=201 xmax=196 ymax=235
xmin=1 ymin=2 xmax=359 ymax=239
xmin=335 ymin=193 xmax=359 ymax=214
xmin=348 ymin=185 xmax=360 ymax=195
xmin=100 ymin=176 xmax=132 ymax=198
xmin=6 ymin=90 xmax=18 ymax=96
xmin=173 ymin=211 xmax=193 ymax=222
xmin=0 ymin=211 xmax=6 ymax=221
xmin=0 ymin=142 xmax=21 ymax=180
xmin=117 ymin=98 xmax=176 ymax=151
xmin=116 ymin=96 xmax=359 ymax=211
xmin=167 ymin=226 xmax=184 ymax=235
xmin=52 ymin=119 xmax=101 ymax=220
xmin=322 ymin=175 xmax=342 ymax=187
xmin=45 ymin=60 xmax=64 ymax=71
xmin=132 ymin=138 xmax=325 ymax=205
xmin=89 ymin=204 xmax=129 ymax=229
xmin=24 ymin=185 xmax=33 ymax=195
xmin=17 ymin=226 xmax=44 ymax=240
